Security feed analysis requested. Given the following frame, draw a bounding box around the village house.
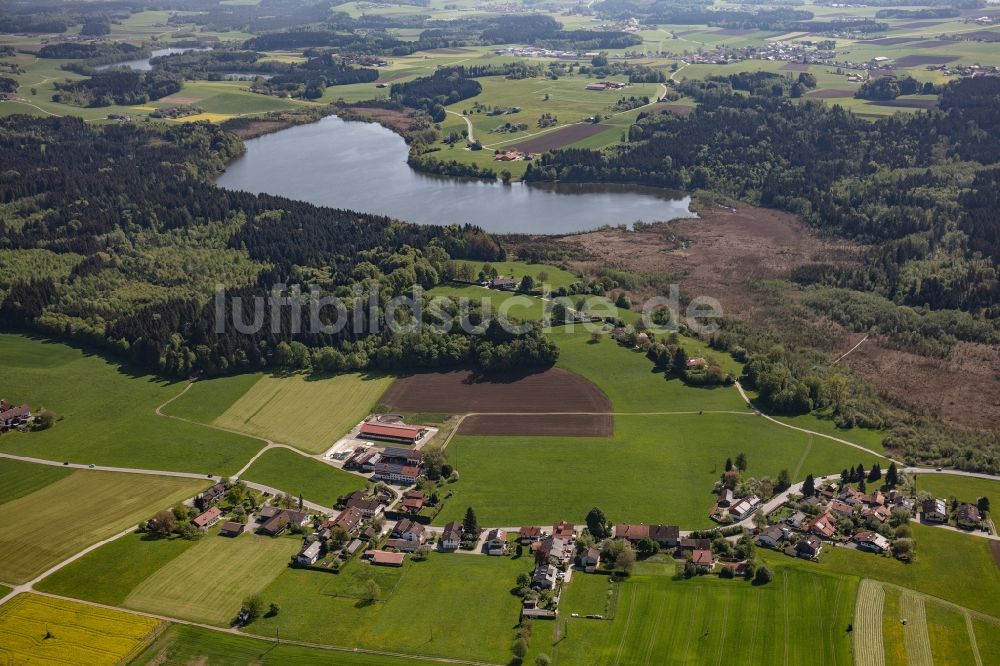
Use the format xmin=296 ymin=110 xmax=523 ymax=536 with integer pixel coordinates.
xmin=441 ymin=521 xmax=463 ymax=550
xmin=553 ymin=521 xmax=575 ymax=538
xmin=392 ymin=518 xmax=426 ymax=544
xmin=853 ymin=531 xmax=890 ymax=553
xmin=613 ymin=524 xmax=649 ymax=543
xmin=329 ymin=506 xmax=364 ymax=534
xmin=581 ymin=547 xmax=601 ymax=572
xmin=519 ymin=526 xmax=544 ymax=544
xmin=195 ymin=482 xmax=226 ymax=511
xmin=839 ymin=487 xmax=867 ymax=506
xmin=679 ymin=537 xmax=711 ymax=551
xmin=296 ymin=540 xmax=322 ymax=566
xmin=358 ymin=421 xmax=427 ymax=446
xmin=486 ymin=528 xmax=508 ymax=556
xmin=796 ymin=535 xmax=823 ymax=559
xmin=399 ymin=489 xmax=426 ymax=515
xmin=922 ymin=498 xmax=949 ymax=523
xmin=729 ymin=495 xmax=761 ymax=521
xmin=649 ymin=524 xmax=680 ymax=548
xmin=758 ymin=524 xmax=788 ymax=548
xmin=344 ymin=491 xmax=385 ymax=518
xmin=0 ymin=401 xmax=31 ymax=431
xmin=691 ymin=549 xmax=715 ymax=571
xmin=219 ymin=521 xmax=246 ymax=537
xmin=785 ymin=511 xmax=808 ymax=530
xmin=716 ymin=488 xmax=734 ymax=508
xmin=862 ymin=505 xmax=891 ymax=524
xmin=532 ymin=563 xmax=559 ymax=590
xmin=829 ymin=499 xmax=855 ymax=519
xmin=365 ymin=550 xmax=405 ymax=567
xmin=489 ymin=275 xmax=518 ymax=290
xmin=807 ymin=513 xmax=837 ymax=539
xmin=956 ymin=503 xmax=982 ymax=529
xmin=192 ymin=507 xmax=222 ymax=530
xmin=385 ymin=538 xmax=420 ymax=553
xmin=257 ymin=507 xmax=310 ymax=536
xmin=372 ymin=462 xmax=420 ymax=485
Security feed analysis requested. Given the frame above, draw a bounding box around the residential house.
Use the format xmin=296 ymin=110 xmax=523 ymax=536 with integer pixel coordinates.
xmin=344 ymin=491 xmax=384 ymax=518
xmin=358 ymin=422 xmax=426 ymax=446
xmin=581 ymin=547 xmax=601 ymax=572
xmin=392 ymin=518 xmax=426 ymax=544
xmin=372 ymin=462 xmax=420 ymax=485
xmin=490 ymin=276 xmax=518 ymax=290
xmin=329 ymin=507 xmax=364 ymax=534
xmin=686 ymin=357 xmax=707 ymax=370
xmin=758 ymin=525 xmax=788 ymax=548
xmin=192 ymin=507 xmax=222 ymax=530
xmin=956 ymin=504 xmax=982 ymax=529
xmin=785 ymin=511 xmax=808 ymax=530
xmin=922 ymin=499 xmax=948 ymax=523
xmin=691 ymin=549 xmax=715 ymax=571
xmin=649 ymin=524 xmax=680 ymax=548
xmin=195 ymin=483 xmax=226 ymax=511
xmin=486 ymin=528 xmax=508 ymax=556
xmin=365 ymin=550 xmax=405 ymax=567
xmin=342 ymin=539 xmax=364 ymax=559
xmin=441 ymin=521 xmax=463 ymax=550
xmin=553 ymin=521 xmax=575 ymax=538
xmin=0 ymin=402 xmax=31 ymax=430
xmin=258 ymin=508 xmax=310 ymax=536
xmin=400 ymin=490 xmax=426 ymax=515
xmin=219 ymin=521 xmax=245 ymax=537
xmin=796 ymin=535 xmax=823 ymax=559
xmin=519 ymin=526 xmax=543 ymax=544
xmin=853 ymin=531 xmax=890 ymax=553
xmin=296 ymin=540 xmax=322 ymax=565
xmin=679 ymin=537 xmax=711 ymax=551
xmin=862 ymin=505 xmax=891 ymax=524
xmin=839 ymin=487 xmax=867 ymax=506
xmin=716 ymin=488 xmax=735 ymax=508
xmin=829 ymin=500 xmax=855 ymax=519
xmin=385 ymin=538 xmax=419 ymax=553
xmin=614 ymin=524 xmax=649 ymax=543
xmin=729 ymin=495 xmax=761 ymax=521
xmin=531 ymin=563 xmax=558 ymax=589
xmin=807 ymin=513 xmax=837 ymax=539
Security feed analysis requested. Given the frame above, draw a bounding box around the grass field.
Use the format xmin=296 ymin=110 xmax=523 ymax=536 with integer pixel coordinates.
xmin=241 ymin=447 xmax=366 ymax=506
xmin=161 ymin=373 xmax=263 ymax=424
xmin=435 ymin=412 xmax=883 ymax=527
xmin=212 ymin=372 xmax=395 ymax=453
xmin=453 ymin=259 xmax=580 ymax=290
xmin=0 ymin=593 xmax=163 ymax=666
xmin=135 ymin=623 xmax=449 ymax=665
xmin=248 ymin=553 xmax=530 ymax=662
xmin=124 ymin=529 xmax=299 ymax=625
xmin=0 ymin=334 xmax=261 ymax=473
xmin=0 ymin=468 xmax=206 ymax=584
xmin=762 ymin=523 xmax=1000 ymax=617
xmin=0 ymin=457 xmax=72 ymax=505
xmin=546 ymin=564 xmax=856 ymax=665
xmin=37 ymin=531 xmax=199 ymax=606
xmin=854 ymin=579 xmax=886 ymax=666
xmin=915 ymin=474 xmax=999 ymax=505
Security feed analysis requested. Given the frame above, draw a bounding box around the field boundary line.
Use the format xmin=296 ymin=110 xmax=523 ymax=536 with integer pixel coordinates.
xmin=966 ymin=612 xmax=984 ymax=666
xmin=900 ymin=592 xmax=933 ymax=666
xmin=854 ymin=580 xmax=886 ymax=666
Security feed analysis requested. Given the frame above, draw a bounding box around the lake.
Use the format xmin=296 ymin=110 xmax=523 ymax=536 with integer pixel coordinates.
xmin=96 ymin=47 xmax=209 ymax=71
xmin=215 ymin=115 xmax=694 ymax=234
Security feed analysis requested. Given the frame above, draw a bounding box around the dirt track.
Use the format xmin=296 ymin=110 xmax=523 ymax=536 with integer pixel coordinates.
xmin=382 ymin=368 xmax=612 ymax=414
xmin=458 ymin=414 xmax=613 ymax=437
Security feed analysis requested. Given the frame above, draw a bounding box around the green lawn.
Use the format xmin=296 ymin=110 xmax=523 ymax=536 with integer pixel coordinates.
xmin=0 ymin=458 xmax=72 ymax=505
xmin=453 ymin=259 xmax=580 ymax=290
xmin=0 ymin=468 xmax=207 ymax=584
xmin=249 ymin=553 xmax=531 ymax=662
xmin=974 ymin=618 xmax=1000 ymax=665
xmin=0 ymin=334 xmax=261 ymax=474
xmin=212 ymin=372 xmax=395 ymax=453
xmin=36 ymin=531 xmax=199 ymax=606
xmin=161 ymin=373 xmax=262 ymax=424
xmin=925 ymin=602 xmax=980 ymax=665
xmin=761 ymin=523 xmax=1000 ymax=617
xmin=124 ymin=529 xmax=299 ymax=625
xmin=435 ymin=413 xmax=884 ymax=527
xmin=134 ymin=624 xmax=447 ymax=666
xmin=544 ymin=564 xmax=856 ymax=665
xmin=427 ymin=283 xmax=547 ymax=322
xmin=915 ymin=474 xmax=999 ymax=505
xmin=241 ymin=447 xmax=366 ymax=507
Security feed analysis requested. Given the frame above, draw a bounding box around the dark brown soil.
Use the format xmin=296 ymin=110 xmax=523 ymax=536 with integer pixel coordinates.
xmin=893 ymin=21 xmax=944 ymax=30
xmin=512 ymin=124 xmax=610 ymax=153
xmin=867 ymin=98 xmax=938 ymax=109
xmin=806 ymin=89 xmax=856 ymax=99
xmin=893 ymin=54 xmax=959 ymax=67
xmin=459 ymin=414 xmax=613 ymax=437
xmin=991 ymin=541 xmax=1000 ymax=570
xmin=862 ymin=37 xmax=921 ymax=46
xmin=382 ymin=367 xmax=612 ymax=414
xmin=781 ymin=63 xmax=812 ymax=71
xmin=715 ymin=28 xmax=756 ymax=36
xmin=913 ymin=40 xmax=954 ymax=49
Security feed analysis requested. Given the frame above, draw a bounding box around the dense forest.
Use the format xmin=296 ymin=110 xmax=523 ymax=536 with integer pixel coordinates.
xmin=0 ymin=116 xmax=560 ymax=378
xmin=51 ymin=70 xmax=182 ymax=107
xmin=390 ymin=68 xmax=482 ymax=121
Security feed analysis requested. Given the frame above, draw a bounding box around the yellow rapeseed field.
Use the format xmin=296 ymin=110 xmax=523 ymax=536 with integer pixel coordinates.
xmin=0 ymin=594 xmax=163 ymax=665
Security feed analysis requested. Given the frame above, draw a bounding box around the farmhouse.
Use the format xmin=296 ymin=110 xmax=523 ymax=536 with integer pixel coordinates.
xmin=296 ymin=540 xmax=322 ymax=565
xmin=585 ymin=81 xmax=627 ymax=91
xmin=531 ymin=563 xmax=558 ymax=590
xmin=400 ymin=489 xmax=426 ymax=515
xmin=553 ymin=521 xmax=576 ymax=538
xmin=219 ymin=521 xmax=246 ymax=537
xmin=490 ymin=276 xmax=518 ymax=290
xmin=679 ymin=537 xmax=711 ymax=551
xmin=382 ymin=447 xmax=424 ymax=466
xmin=614 ymin=524 xmax=649 ymax=542
xmin=956 ymin=503 xmax=982 ymax=529
xmin=649 ymin=524 xmax=680 ymax=548
xmin=385 ymin=538 xmax=420 ymax=553
xmin=796 ymin=535 xmax=823 ymax=559
xmin=191 ymin=507 xmax=221 ymax=530
xmin=359 ymin=421 xmax=426 ymax=445
xmin=344 ymin=491 xmax=384 ymax=518
xmin=0 ymin=401 xmax=31 ymax=431
xmin=365 ymin=550 xmax=405 ymax=567
xmin=372 ymin=462 xmax=420 ymax=484
xmin=691 ymin=549 xmax=715 ymax=571
xmin=329 ymin=507 xmax=364 ymax=534
xmin=0 ymin=92 xmax=17 ymax=101
xmin=922 ymin=498 xmax=948 ymax=523
xmin=258 ymin=507 xmax=310 ymax=536
xmin=716 ymin=488 xmax=734 ymax=508
xmin=195 ymin=482 xmax=226 ymax=511
xmin=853 ymin=531 xmax=890 ymax=553
xmin=519 ymin=526 xmax=544 ymax=544
xmin=441 ymin=521 xmax=463 ymax=550
xmin=487 ymin=528 xmax=508 ymax=556
xmin=392 ymin=518 xmax=426 ymax=544
xmin=729 ymin=495 xmax=761 ymax=520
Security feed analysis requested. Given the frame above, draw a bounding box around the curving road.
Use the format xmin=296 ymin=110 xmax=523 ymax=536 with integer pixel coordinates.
xmin=446 ymin=109 xmax=475 ymax=144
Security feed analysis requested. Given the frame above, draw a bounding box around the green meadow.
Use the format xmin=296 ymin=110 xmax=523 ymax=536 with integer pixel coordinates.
xmin=241 ymin=447 xmax=366 ymax=506
xmin=0 ymin=334 xmax=261 ymax=473
xmin=914 ymin=474 xmax=999 ymax=505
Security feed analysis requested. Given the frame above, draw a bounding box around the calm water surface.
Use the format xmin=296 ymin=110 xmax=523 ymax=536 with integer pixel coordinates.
xmin=216 ymin=115 xmax=694 ymax=234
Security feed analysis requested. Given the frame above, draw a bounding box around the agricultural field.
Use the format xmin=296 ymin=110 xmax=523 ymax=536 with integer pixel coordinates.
xmin=36 ymin=532 xmax=200 ymax=606
xmin=241 ymin=447 xmax=366 ymax=506
xmin=543 ymin=564 xmax=856 ymax=666
xmin=435 ymin=412 xmax=883 ymax=527
xmin=0 ymin=457 xmax=71 ymax=505
xmin=0 ymin=594 xmax=163 ymax=666
xmin=0 ymin=467 xmax=206 ymax=584
xmin=0 ymin=334 xmax=261 ymax=473
xmin=453 ymin=259 xmax=580 ymax=291
xmin=426 ymin=283 xmax=548 ymax=321
xmin=134 ymin=623 xmax=448 ymax=666
xmin=248 ymin=553 xmax=531 ymax=662
xmin=211 ymin=372 xmax=395 ymax=453
xmin=123 ymin=529 xmax=299 ymax=625
xmin=914 ymin=473 xmax=1000 ymax=505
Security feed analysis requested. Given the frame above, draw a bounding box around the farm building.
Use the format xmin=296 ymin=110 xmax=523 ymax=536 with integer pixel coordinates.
xmin=392 ymin=518 xmax=426 ymax=544
xmin=0 ymin=401 xmax=31 ymax=431
xmin=191 ymin=507 xmax=222 ymax=530
xmin=219 ymin=521 xmax=246 ymax=537
xmin=366 ymin=550 xmax=405 ymax=567
xmin=381 ymin=447 xmax=424 ymax=466
xmin=372 ymin=462 xmax=420 ymax=484
xmin=358 ymin=421 xmax=426 ymax=445
xmin=257 ymin=507 xmax=310 ymax=536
